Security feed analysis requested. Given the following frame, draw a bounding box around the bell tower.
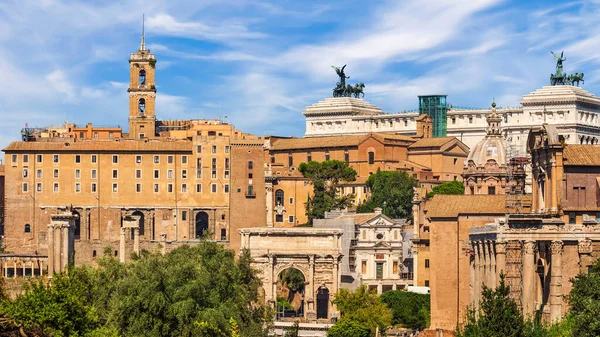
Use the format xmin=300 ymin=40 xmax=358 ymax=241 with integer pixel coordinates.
xmin=128 ymin=18 xmax=156 ymax=139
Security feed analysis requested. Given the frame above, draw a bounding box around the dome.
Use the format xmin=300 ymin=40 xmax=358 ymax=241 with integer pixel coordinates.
xmin=464 ymin=102 xmax=508 ymax=171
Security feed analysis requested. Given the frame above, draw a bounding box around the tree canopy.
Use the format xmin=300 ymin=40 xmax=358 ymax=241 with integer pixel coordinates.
xmin=331 ymin=286 xmax=392 ymax=335
xmin=356 ymin=170 xmax=417 ymax=219
xmin=567 ymin=259 xmax=600 ymax=337
xmin=380 ymin=290 xmax=430 ymax=330
xmin=0 ymin=243 xmax=270 ymax=337
xmin=427 ymin=180 xmax=465 ymax=198
xmin=298 ymin=160 xmax=357 ymax=223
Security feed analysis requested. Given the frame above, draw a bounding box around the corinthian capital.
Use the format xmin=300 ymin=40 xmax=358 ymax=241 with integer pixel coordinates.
xmin=550 ymin=240 xmax=563 ymax=255
xmin=495 ymin=241 xmax=507 ymax=254
xmin=523 ymin=240 xmax=537 ymax=255
xmin=578 ymin=239 xmax=593 ymax=255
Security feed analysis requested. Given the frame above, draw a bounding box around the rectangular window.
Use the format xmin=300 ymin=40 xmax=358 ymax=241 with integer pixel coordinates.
xmin=275 ymin=214 xmax=283 ymax=222
xmin=212 ymin=145 xmax=217 ymax=154
xmin=212 ymin=170 xmax=217 ymax=179
xmin=289 ymin=215 xmax=295 ymax=224
xmin=289 ymin=197 xmax=294 ymax=205
xmin=224 ymin=146 xmax=230 ymax=154
xmin=91 ymin=169 xmax=97 ymax=179
xmin=167 ymin=170 xmax=173 ymax=179
xmin=75 ymin=183 xmax=81 ymax=193
xmin=36 ymin=169 xmax=42 ymax=178
xmin=211 ymin=184 xmax=217 ymax=193
xmin=53 ymin=154 xmax=59 ymax=163
xmin=344 ymin=151 xmax=349 ymax=163
xmin=22 ymin=182 xmax=28 ymax=192
xmin=182 ymin=170 xmax=187 ymax=179
xmin=368 ymin=152 xmax=375 ymax=164
xmin=94 ymin=132 xmax=98 ymax=138
xmin=154 ymin=155 xmax=159 ymax=164
xmin=325 ymin=151 xmax=330 ymax=161
xmin=196 ymin=184 xmax=202 ymax=193
xmin=136 ymin=183 xmax=142 ymax=193
xmin=224 ymin=170 xmax=230 ymax=179
xmin=167 ymin=184 xmax=173 ymax=193
xmin=376 ymin=263 xmax=384 ymax=279
xmin=225 ymin=158 xmax=230 ymax=170
xmin=393 ymin=261 xmax=399 ymax=274
xmin=247 ymin=185 xmax=254 ymax=196
xmin=153 ymin=184 xmax=159 ymax=193
xmin=488 ymin=186 xmax=496 ymax=195
xmin=136 ymin=155 xmax=142 ymax=164
xmin=196 ymin=145 xmax=201 ymax=153
xmin=425 ymin=280 xmax=430 ymax=287
xmin=221 ymin=228 xmax=227 ymax=241
xmin=181 ymin=156 xmax=187 ymax=164
xmin=288 ymin=155 xmax=293 ymax=167
xmin=91 ymin=183 xmax=97 ymax=193
xmin=112 ymin=155 xmax=118 ymax=164
xmin=75 ymin=169 xmax=81 ymax=179
xmin=53 ymin=169 xmax=59 ymax=178
xmin=224 ymin=184 xmax=230 ymax=193
xmin=425 ymin=259 xmax=430 ymax=268
xmin=271 ymin=155 xmax=275 ymax=164
xmin=361 ymin=261 xmax=367 ymax=274
xmin=75 ymin=155 xmax=81 ymax=163
xmin=307 ymin=152 xmax=312 ymax=162
xmin=182 ymin=211 xmax=187 ymax=221
xmin=91 ymin=154 xmax=97 ymax=163
xmin=112 ymin=169 xmax=118 ymax=179
xmin=109 ymin=132 xmax=114 ymax=139
xmin=112 ymin=183 xmax=118 ymax=193
xmin=168 ymin=156 xmax=174 ymax=164
xmin=79 ymin=131 xmax=84 ymax=138
xmin=469 ymin=117 xmax=473 ymax=124
xmin=23 ymin=154 xmax=28 ymax=163
xmin=136 ymin=169 xmax=142 ymax=179
xmin=154 ymin=170 xmax=159 ymax=179
xmin=36 ymin=154 xmax=42 ymax=163
xmin=248 ymin=161 xmax=253 ymax=170
xmin=569 ymin=214 xmax=576 ymax=224
xmin=212 ymin=158 xmax=217 ymax=170
xmin=36 ymin=182 xmax=42 ymax=192
xmin=53 ymin=183 xmax=59 ymax=193
xmin=11 ymin=154 xmax=17 ymax=164
xmin=22 ymin=168 xmax=28 ymax=178
xmin=181 ymin=184 xmax=187 ymax=193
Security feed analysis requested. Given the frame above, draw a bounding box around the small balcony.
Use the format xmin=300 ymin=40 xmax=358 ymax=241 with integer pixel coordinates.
xmin=245 ymin=191 xmax=256 ymax=198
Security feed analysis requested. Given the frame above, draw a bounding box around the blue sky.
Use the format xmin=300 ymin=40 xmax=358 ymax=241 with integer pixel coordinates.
xmin=0 ymin=0 xmax=598 ymax=149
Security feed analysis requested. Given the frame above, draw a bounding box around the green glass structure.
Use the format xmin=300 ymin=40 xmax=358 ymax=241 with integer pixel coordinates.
xmin=418 ymin=95 xmax=448 ymax=137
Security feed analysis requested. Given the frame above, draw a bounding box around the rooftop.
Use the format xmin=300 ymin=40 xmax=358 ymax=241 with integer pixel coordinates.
xmin=426 ymin=194 xmax=508 ymax=218
xmin=563 ymin=145 xmax=600 ymax=166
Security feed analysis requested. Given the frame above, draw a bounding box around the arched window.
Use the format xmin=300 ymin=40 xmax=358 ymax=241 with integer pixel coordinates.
xmin=138 ymin=98 xmax=146 ymax=116
xmin=275 ymin=189 xmax=284 ymax=206
xmin=139 ymin=69 xmax=146 ymax=86
xmin=24 ymin=224 xmax=31 ymax=233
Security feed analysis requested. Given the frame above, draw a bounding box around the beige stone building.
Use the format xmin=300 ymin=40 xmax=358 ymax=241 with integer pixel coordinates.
xmin=1 ymin=39 xmax=266 ymax=276
xmin=469 ymin=125 xmax=600 ymax=323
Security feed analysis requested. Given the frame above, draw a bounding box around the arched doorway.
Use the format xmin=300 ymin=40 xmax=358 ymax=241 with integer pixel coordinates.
xmin=195 ymin=212 xmax=209 ymax=239
xmin=132 ymin=211 xmax=144 ymax=237
xmin=277 ymin=268 xmax=306 ymax=319
xmin=316 ymin=286 xmax=329 ymax=319
xmin=72 ymin=210 xmax=81 ymax=240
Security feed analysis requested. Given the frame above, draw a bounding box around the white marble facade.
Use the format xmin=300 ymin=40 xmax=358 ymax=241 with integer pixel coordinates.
xmin=304 ymin=86 xmax=600 ymax=157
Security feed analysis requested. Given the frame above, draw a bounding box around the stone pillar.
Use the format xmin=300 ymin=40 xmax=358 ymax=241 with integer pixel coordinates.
xmin=13 ymin=260 xmax=16 ymax=279
xmin=119 ymin=227 xmax=126 ymax=263
xmin=550 ymin=160 xmax=558 ymax=213
xmin=47 ymin=223 xmax=55 ymax=277
xmin=488 ymin=241 xmax=496 ymax=287
xmin=133 ymin=227 xmax=140 ymax=256
xmin=550 ymin=241 xmax=563 ymax=323
xmin=54 ymin=223 xmax=61 ymax=273
xmin=474 ymin=242 xmax=481 ymax=308
xmin=61 ymin=224 xmax=71 ymax=271
xmin=470 ymin=254 xmax=475 ymax=305
xmin=307 ymin=255 xmax=316 ymax=320
xmin=495 ymin=241 xmax=507 ymax=286
xmin=377 ymin=283 xmax=383 ymax=294
xmin=578 ymin=239 xmax=593 ymax=274
xmin=522 ymin=241 xmax=537 ymax=317
xmin=22 ymin=260 xmax=26 ymax=278
xmin=267 ymin=255 xmax=275 ymax=310
xmin=39 ymin=259 xmax=43 ymax=277
xmin=481 ymin=240 xmax=489 ymax=288
xmin=412 ymin=245 xmax=419 ymax=285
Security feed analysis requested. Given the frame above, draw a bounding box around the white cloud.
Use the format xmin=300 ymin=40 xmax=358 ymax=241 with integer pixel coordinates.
xmin=46 ymin=70 xmax=76 ymax=101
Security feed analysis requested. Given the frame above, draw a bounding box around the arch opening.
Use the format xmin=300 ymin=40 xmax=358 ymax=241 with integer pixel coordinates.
xmin=316 ymin=286 xmax=330 ymax=319
xmin=276 ymin=268 xmax=306 ymax=319
xmin=195 ymin=211 xmax=209 ymax=239
xmin=132 ymin=211 xmax=145 ymax=237
xmin=138 ymin=98 xmax=146 ymax=116
xmin=72 ymin=210 xmax=81 ymax=239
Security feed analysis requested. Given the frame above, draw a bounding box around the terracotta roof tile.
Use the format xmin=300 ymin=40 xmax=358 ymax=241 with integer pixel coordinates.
xmin=337 ymin=213 xmax=379 ymax=224
xmin=563 ymin=145 xmax=600 ymax=166
xmin=408 ymin=137 xmax=456 ymax=149
xmin=426 ymin=194 xmax=508 ymax=218
xmin=3 ymin=139 xmax=192 ymax=153
xmin=270 ymin=133 xmax=414 ymax=151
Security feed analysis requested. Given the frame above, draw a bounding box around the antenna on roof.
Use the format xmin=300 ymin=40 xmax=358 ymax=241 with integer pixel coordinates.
xmin=140 ymin=14 xmax=146 ymax=51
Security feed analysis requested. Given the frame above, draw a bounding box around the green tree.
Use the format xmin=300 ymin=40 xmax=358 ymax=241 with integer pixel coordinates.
xmin=333 ymin=286 xmax=392 ymax=334
xmin=327 ymin=319 xmax=371 ymax=337
xmin=456 ymin=275 xmax=528 ymax=337
xmin=356 ymin=170 xmax=417 ymax=218
xmin=427 ymin=180 xmax=464 ymax=198
xmin=299 ymin=160 xmax=357 ymax=223
xmin=380 ymin=290 xmax=430 ymax=330
xmin=567 ymin=259 xmax=600 ymax=337
xmin=280 ymin=268 xmax=305 ymax=293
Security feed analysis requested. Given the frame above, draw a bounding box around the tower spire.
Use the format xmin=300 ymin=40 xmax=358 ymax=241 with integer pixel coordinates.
xmin=140 ymin=14 xmax=146 ymax=51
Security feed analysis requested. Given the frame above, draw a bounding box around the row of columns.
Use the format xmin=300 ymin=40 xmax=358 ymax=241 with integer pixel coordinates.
xmin=1 ymin=258 xmax=46 ymax=278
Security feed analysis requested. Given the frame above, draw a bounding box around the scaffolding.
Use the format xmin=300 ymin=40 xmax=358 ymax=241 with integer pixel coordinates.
xmin=505 ymin=144 xmax=530 ymax=214
xmin=418 ymin=95 xmax=447 ymax=137
xmin=505 ymin=241 xmax=523 ymax=307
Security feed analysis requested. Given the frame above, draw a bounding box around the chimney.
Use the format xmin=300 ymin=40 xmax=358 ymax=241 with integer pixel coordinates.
xmin=374 ymin=207 xmax=382 ymax=214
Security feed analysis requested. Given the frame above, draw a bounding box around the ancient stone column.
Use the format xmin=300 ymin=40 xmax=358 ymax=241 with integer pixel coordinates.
xmin=119 ymin=227 xmax=126 ymax=263
xmin=482 ymin=240 xmax=489 ymax=288
xmin=133 ymin=227 xmax=140 ymax=256
xmin=495 ymin=241 xmax=507 ymax=286
xmin=578 ymin=239 xmax=593 ymax=274
xmin=550 ymin=241 xmax=563 ymax=323
xmin=47 ymin=224 xmax=55 ymax=277
xmin=550 ymin=160 xmax=558 ymax=213
xmin=488 ymin=241 xmax=496 ymax=287
xmin=266 ymin=185 xmax=274 ymax=228
xmin=61 ymin=224 xmax=70 ymax=271
xmin=474 ymin=242 xmax=481 ymax=308
xmin=39 ymin=259 xmax=43 ymax=277
xmin=470 ymin=254 xmax=475 ymax=305
xmin=522 ymin=241 xmax=537 ymax=317
xmin=307 ymin=255 xmax=316 ymax=318
xmin=267 ymin=254 xmax=275 ymax=309
xmin=412 ymin=245 xmax=419 ymax=285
